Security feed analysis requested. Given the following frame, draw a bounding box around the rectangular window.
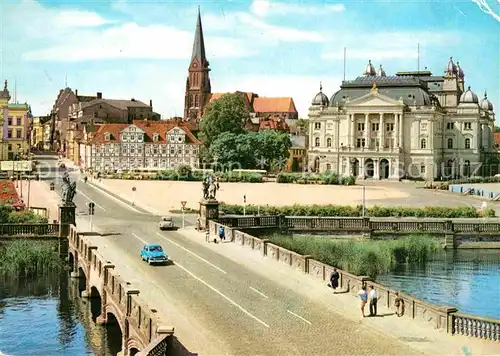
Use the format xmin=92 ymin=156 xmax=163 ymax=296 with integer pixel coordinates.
xmin=16 ymin=129 xmax=22 ymax=138
xmin=170 ymin=149 xmax=175 ymax=155
xmin=16 ymin=118 xmax=22 ymax=126
xmin=421 ymin=165 xmax=426 ymax=173
xmin=7 ymin=130 xmax=12 ymax=138
xmin=314 ymin=122 xmax=321 ymax=130
xmin=138 ymin=147 xmax=143 ymax=155
xmin=371 ymin=123 xmax=379 ymax=131
xmin=153 ymin=147 xmax=158 ymax=155
xmin=357 ymin=123 xmax=365 ymax=131
xmin=446 ymin=122 xmax=454 ymax=130
xmin=7 ymin=144 xmax=12 ymax=151
xmin=7 ymin=117 xmax=12 ymax=126
xmin=464 ymin=122 xmax=472 ymax=130
xmin=356 ymin=138 xmax=366 ymax=148
xmin=130 ymin=147 xmax=135 ymax=154
xmin=386 ymin=123 xmax=394 ymax=132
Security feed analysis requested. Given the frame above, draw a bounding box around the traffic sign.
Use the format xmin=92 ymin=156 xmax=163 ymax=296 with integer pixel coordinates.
xmin=181 ymin=201 xmax=187 ymax=209
xmin=132 ymin=187 xmax=136 ymax=192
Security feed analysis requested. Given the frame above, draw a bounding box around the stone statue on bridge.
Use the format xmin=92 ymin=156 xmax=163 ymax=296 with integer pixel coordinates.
xmin=202 ymin=174 xmax=218 ymax=201
xmin=61 ymin=172 xmax=77 ymax=205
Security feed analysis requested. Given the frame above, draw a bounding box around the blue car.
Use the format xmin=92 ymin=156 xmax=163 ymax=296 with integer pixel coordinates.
xmin=140 ymin=244 xmax=169 ymax=265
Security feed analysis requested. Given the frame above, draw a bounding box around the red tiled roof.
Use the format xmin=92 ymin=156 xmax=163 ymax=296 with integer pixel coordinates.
xmin=253 ymin=97 xmax=297 ymax=113
xmin=258 ymin=116 xmax=290 ymax=132
xmin=90 ymin=121 xmax=201 ymax=145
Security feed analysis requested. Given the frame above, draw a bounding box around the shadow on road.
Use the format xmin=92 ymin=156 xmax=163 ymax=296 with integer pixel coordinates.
xmin=168 ymin=335 xmax=199 ymax=356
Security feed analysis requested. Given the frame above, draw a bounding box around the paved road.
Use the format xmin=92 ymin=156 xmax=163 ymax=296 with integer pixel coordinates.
xmin=37 ymin=155 xmax=422 ymax=355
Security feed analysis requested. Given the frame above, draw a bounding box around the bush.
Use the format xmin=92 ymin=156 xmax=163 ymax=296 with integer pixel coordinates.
xmin=449 ymin=176 xmax=500 ymax=184
xmin=276 ymin=172 xmax=356 ymax=185
xmin=267 ymin=234 xmax=440 ymax=277
xmin=218 ymin=203 xmax=492 ymax=218
xmin=0 ymin=205 xmax=48 ymax=224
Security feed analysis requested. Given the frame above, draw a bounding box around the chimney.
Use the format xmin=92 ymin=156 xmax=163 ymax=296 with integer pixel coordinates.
xmin=149 ymin=99 xmax=153 ymax=107
xmin=97 ymin=92 xmax=102 ymax=99
xmin=75 ymin=89 xmax=78 ymax=96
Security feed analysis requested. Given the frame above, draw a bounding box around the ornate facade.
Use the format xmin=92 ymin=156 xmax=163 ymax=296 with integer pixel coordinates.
xmin=86 ymin=120 xmax=201 ymax=172
xmin=307 ymin=58 xmax=496 ymax=180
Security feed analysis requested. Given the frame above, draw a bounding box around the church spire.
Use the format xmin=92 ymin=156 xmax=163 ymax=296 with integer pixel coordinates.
xmin=191 ymin=6 xmax=208 ymax=66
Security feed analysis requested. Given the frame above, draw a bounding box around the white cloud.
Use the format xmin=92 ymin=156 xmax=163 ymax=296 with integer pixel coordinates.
xmin=54 ymin=10 xmax=113 ymax=27
xmin=250 ymin=0 xmax=345 ymax=16
xmin=22 ymin=23 xmax=252 ymax=61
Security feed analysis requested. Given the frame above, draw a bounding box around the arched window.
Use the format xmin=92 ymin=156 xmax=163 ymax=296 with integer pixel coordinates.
xmin=465 ymin=138 xmax=471 ymax=149
xmin=326 ymin=137 xmax=332 ymax=147
xmin=420 ymin=138 xmax=426 ymax=149
xmin=447 ymin=138 xmax=453 ymax=149
xmin=104 ymin=132 xmax=110 ymax=141
xmin=314 ymin=137 xmax=320 ymax=147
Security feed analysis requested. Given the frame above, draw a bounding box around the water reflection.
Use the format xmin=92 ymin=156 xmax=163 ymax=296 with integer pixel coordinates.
xmin=0 ymin=272 xmax=122 ymax=356
xmin=377 ymin=249 xmax=500 ymax=319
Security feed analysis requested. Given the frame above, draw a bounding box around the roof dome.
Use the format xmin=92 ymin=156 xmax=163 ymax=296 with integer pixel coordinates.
xmin=480 ymin=91 xmax=493 ymax=111
xmin=311 ymin=82 xmax=329 ymax=106
xmin=377 ymin=64 xmax=386 ymax=77
xmin=456 ymin=61 xmax=464 ymax=78
xmin=364 ymin=60 xmax=376 ymax=76
xmin=445 ymin=56 xmax=457 ymax=75
xmin=460 ymin=86 xmax=479 ymax=104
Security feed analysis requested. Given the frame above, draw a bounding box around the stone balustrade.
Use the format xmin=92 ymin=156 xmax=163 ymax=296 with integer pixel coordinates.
xmin=0 ymin=223 xmax=59 ymax=238
xmin=67 ymin=225 xmax=175 ymax=356
xmin=216 ymin=216 xmax=500 ymax=248
xmin=209 ymin=220 xmax=500 ymax=343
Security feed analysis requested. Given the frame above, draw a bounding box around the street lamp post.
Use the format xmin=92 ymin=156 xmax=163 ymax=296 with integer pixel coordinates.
xmin=131 ymin=186 xmax=136 ymax=206
xmin=88 ymin=202 xmax=95 ymax=232
xmin=27 ymin=176 xmax=31 ymax=208
xmin=181 ymin=200 xmax=187 ymax=229
xmin=243 ymin=194 xmax=246 ymax=216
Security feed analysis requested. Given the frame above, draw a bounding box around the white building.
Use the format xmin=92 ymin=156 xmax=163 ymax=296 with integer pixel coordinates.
xmin=307 ymin=58 xmax=496 ymax=180
xmin=86 ymin=120 xmax=201 ymax=172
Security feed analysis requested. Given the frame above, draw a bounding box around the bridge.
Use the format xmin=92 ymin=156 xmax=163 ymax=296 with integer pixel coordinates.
xmin=67 ymin=224 xmax=174 ymax=356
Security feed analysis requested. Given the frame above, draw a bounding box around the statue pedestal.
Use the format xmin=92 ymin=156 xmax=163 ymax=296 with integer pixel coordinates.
xmin=58 ymin=204 xmax=76 ymax=259
xmin=199 ymin=199 xmax=219 ymax=231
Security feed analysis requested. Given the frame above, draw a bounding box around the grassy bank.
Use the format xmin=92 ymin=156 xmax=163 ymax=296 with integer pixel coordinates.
xmin=0 ymin=240 xmax=63 ymax=277
xmin=220 ymin=203 xmax=494 ymax=218
xmin=267 ymin=234 xmax=440 ymax=278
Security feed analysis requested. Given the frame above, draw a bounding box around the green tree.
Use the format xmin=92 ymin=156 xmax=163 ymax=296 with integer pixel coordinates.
xmin=296 ymin=118 xmax=309 ymax=135
xmin=209 ymin=132 xmax=255 ymax=170
xmin=199 ymin=93 xmax=249 ymax=147
xmin=254 ymin=131 xmax=292 ymax=171
xmin=495 ymin=126 xmax=500 ymax=133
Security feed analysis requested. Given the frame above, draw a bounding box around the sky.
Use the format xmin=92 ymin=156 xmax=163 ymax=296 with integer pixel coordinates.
xmin=0 ymin=0 xmax=499 ymax=119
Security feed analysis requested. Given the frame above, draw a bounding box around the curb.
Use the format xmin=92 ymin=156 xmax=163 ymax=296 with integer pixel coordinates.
xmin=86 ymin=180 xmax=157 ymax=215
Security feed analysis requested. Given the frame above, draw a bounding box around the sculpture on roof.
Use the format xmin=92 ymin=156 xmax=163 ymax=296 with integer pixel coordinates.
xmin=371 ymin=82 xmax=378 ymax=94
xmin=3 ymin=80 xmax=7 ymax=91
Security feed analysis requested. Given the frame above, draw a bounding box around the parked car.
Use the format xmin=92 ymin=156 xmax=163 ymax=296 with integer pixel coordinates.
xmin=159 ymin=216 xmax=175 ymax=230
xmin=140 ymin=244 xmax=168 ymax=265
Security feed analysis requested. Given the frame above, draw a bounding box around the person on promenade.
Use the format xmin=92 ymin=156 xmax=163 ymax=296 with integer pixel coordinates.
xmin=394 ymin=292 xmax=405 ymax=317
xmin=218 ymin=225 xmax=225 ymax=241
xmin=357 ymin=284 xmax=368 ymax=317
xmin=329 ymin=268 xmax=340 ymax=293
xmin=369 ymin=285 xmax=378 ymax=316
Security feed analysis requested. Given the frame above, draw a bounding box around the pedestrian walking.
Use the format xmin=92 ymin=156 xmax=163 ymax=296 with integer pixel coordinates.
xmin=357 ymin=284 xmax=368 ymax=317
xmin=369 ymin=285 xmax=378 ymax=316
xmin=218 ymin=225 xmax=225 ymax=241
xmin=394 ymin=292 xmax=405 ymax=317
xmin=329 ymin=268 xmax=340 ymax=293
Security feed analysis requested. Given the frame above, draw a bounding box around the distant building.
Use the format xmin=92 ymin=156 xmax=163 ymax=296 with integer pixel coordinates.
xmin=183 ymin=10 xmax=298 ymax=131
xmin=0 ymin=80 xmax=31 ymax=160
xmin=30 ymin=116 xmax=51 ymax=150
xmin=84 ymin=120 xmax=201 ymax=172
xmin=286 ymin=134 xmax=308 ymax=172
xmin=307 ymin=59 xmax=496 ymax=180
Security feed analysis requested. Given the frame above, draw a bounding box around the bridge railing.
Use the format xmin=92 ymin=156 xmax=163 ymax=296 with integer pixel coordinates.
xmin=217 ymin=215 xmax=500 ymax=234
xmin=0 ymin=223 xmax=59 ymax=237
xmin=209 ymin=219 xmax=500 ymax=342
xmin=68 ymin=224 xmax=175 ymax=355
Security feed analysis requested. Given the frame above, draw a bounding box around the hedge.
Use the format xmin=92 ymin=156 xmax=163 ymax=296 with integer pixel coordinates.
xmin=448 ymin=176 xmax=500 ymax=185
xmin=113 ymin=170 xmax=264 ymax=183
xmin=277 ymin=172 xmax=356 ymax=185
xmin=219 ymin=203 xmax=495 ymax=218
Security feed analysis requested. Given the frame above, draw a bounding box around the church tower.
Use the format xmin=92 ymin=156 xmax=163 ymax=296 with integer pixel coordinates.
xmin=184 ymin=7 xmax=211 ymax=121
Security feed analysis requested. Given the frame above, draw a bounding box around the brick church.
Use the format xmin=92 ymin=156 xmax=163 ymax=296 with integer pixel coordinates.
xmin=183 ymin=9 xmax=298 ymax=132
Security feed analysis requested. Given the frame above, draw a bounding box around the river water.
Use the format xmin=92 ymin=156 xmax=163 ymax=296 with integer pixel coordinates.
xmin=376 ymin=249 xmax=500 ymax=319
xmin=0 ymin=272 xmax=122 ymax=356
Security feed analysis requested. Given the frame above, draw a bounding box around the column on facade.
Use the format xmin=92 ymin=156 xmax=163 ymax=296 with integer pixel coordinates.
xmin=364 ymin=113 xmax=370 ymax=148
xmin=477 ymin=122 xmax=482 ymax=150
xmin=350 ymin=114 xmax=356 ymax=147
xmin=429 ymin=121 xmax=434 ymax=149
xmin=481 ymin=124 xmax=488 ymax=148
xmin=398 ymin=114 xmax=403 ymax=148
xmin=379 ymin=113 xmax=384 ymax=148
xmin=394 ymin=113 xmax=399 ymax=148
xmin=359 ymin=156 xmax=364 ymax=178
xmin=347 ymin=115 xmax=351 ymax=147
